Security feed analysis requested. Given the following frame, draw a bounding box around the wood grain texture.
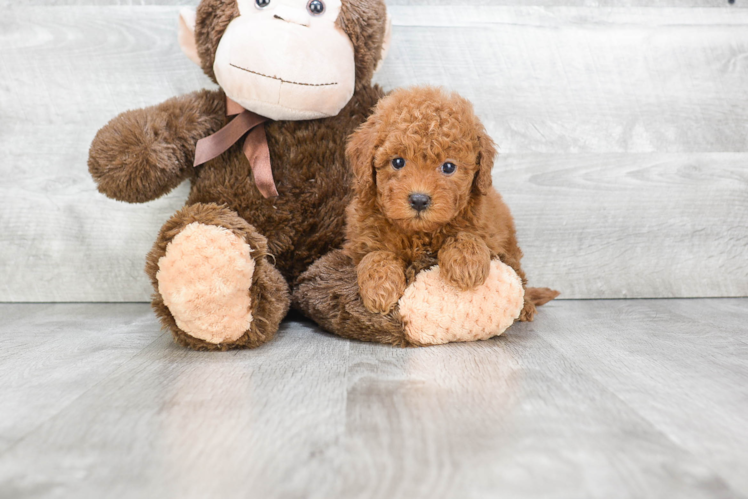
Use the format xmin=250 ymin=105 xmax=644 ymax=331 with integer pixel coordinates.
xmin=0 ymin=6 xmax=212 ymax=302
xmin=0 ymin=304 xmax=160 ymax=453
xmin=387 ymin=0 xmax=747 ymax=6
xmin=1 ymin=5 xmax=747 ymax=300
xmin=5 ymin=1 xmax=745 ymax=6
xmin=539 ymin=299 xmax=748 ymax=495
xmin=503 ymin=153 xmax=748 ymax=298
xmin=0 ymin=1 xmax=200 ymax=5
xmin=0 ymin=300 xmax=746 ymax=497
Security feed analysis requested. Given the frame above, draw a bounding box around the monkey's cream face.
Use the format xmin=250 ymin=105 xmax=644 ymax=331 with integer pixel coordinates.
xmin=214 ymin=0 xmax=356 ymax=121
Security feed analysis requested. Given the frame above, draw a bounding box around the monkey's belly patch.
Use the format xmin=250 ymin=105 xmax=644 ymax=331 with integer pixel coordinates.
xmin=157 ymin=222 xmax=255 ymax=344
xmin=398 ymin=260 xmax=524 ymax=346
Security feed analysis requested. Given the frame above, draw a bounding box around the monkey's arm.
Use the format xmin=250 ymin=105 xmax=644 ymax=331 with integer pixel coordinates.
xmin=88 ymin=89 xmax=225 ymax=203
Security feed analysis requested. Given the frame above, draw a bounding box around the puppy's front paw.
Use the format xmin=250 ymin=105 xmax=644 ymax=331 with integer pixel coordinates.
xmin=441 ymin=256 xmax=491 ymax=291
xmin=438 ymin=235 xmax=491 ymax=291
xmin=360 ymin=277 xmax=405 ymax=314
xmin=357 ymin=252 xmax=407 ymax=314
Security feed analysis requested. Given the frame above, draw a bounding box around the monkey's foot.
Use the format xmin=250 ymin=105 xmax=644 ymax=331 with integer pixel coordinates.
xmin=398 ymin=260 xmax=525 ymax=346
xmin=147 ymin=203 xmax=289 ymax=351
xmin=294 ymin=251 xmax=525 ymax=347
xmin=157 ymin=222 xmax=255 ymax=344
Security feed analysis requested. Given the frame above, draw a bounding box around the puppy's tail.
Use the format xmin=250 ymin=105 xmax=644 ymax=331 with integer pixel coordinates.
xmin=525 ymin=287 xmax=560 ymax=307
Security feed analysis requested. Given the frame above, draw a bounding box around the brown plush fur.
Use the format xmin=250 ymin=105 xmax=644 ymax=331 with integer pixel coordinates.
xmin=88 ymin=90 xmax=224 ymax=203
xmin=293 ymin=249 xmax=416 ymax=347
xmin=342 ymin=87 xmax=558 ymax=321
xmin=89 ymin=0 xmax=389 ymax=350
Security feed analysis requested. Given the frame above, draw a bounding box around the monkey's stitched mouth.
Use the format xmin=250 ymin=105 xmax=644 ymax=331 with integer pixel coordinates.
xmin=229 ymin=64 xmax=338 ymax=87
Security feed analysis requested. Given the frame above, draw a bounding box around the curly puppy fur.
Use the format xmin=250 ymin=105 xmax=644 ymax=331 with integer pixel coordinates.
xmin=89 ymin=0 xmax=390 ymax=350
xmin=343 ymin=86 xmax=559 ymax=321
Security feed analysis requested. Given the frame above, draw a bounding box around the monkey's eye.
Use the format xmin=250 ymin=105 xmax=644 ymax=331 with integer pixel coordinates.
xmin=440 ymin=162 xmax=457 ymax=175
xmin=391 ymin=157 xmax=406 ymax=170
xmin=255 ymin=0 xmax=271 ymax=9
xmin=307 ymin=0 xmax=325 ymax=15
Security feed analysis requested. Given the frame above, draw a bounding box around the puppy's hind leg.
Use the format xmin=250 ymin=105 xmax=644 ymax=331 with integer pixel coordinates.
xmin=526 ymin=287 xmax=560 ymax=307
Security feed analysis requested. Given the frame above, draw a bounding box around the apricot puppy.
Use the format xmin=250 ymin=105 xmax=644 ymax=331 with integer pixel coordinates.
xmin=343 ymin=86 xmax=555 ymax=321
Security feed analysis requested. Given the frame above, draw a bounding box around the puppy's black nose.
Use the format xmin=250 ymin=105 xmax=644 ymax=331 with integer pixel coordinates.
xmin=408 ymin=193 xmax=431 ymax=212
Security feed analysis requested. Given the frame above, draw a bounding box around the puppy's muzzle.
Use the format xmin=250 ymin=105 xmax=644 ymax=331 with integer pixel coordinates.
xmin=409 ymin=193 xmax=431 ymax=212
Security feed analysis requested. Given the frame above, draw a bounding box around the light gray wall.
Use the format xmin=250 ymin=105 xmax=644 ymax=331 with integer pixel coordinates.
xmin=1 ymin=2 xmax=746 ymax=301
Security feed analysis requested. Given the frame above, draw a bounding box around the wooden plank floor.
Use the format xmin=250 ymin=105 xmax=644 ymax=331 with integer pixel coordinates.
xmin=0 ymin=300 xmax=746 ymax=498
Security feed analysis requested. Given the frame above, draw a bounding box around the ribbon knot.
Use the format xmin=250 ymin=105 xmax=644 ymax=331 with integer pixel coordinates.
xmin=194 ymin=96 xmax=278 ymax=199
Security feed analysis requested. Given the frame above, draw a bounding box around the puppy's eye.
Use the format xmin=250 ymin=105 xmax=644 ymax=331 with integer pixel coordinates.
xmin=255 ymin=0 xmax=270 ymax=8
xmin=440 ymin=162 xmax=457 ymax=175
xmin=391 ymin=157 xmax=406 ymax=170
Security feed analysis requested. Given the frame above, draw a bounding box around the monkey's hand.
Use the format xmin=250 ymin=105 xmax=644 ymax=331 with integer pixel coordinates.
xmin=88 ymin=89 xmax=225 ymax=203
xmin=438 ymin=233 xmax=492 ymax=291
xmin=357 ymin=251 xmax=407 ymax=314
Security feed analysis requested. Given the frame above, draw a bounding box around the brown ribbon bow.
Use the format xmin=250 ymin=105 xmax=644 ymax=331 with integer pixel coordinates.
xmin=194 ymin=97 xmax=278 ymax=198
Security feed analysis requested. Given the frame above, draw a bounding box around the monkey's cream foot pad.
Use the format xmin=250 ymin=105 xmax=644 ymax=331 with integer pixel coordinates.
xmin=156 ymin=222 xmax=255 ymax=344
xmin=398 ymin=260 xmax=525 ymax=345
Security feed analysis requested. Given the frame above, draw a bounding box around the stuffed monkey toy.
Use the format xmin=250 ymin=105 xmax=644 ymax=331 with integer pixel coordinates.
xmin=90 ymin=0 xmax=553 ymax=350
xmin=89 ymin=0 xmax=392 ymax=350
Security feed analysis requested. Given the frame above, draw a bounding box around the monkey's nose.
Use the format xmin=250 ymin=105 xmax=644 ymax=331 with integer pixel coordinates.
xmin=408 ymin=193 xmax=432 ymax=212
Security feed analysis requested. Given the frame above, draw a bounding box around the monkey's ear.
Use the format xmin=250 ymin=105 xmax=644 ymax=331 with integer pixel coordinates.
xmin=473 ymin=130 xmax=497 ymax=196
xmin=178 ymin=7 xmax=201 ymax=66
xmin=346 ymin=118 xmax=380 ymax=196
xmin=374 ymin=13 xmax=393 ymax=74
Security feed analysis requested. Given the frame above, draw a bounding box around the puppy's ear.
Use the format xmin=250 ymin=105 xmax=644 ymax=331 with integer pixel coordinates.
xmin=346 ymin=117 xmax=380 ymax=196
xmin=473 ymin=130 xmax=497 ymax=196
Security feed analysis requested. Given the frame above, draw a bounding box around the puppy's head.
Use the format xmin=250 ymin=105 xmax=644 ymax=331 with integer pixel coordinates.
xmin=347 ymin=86 xmax=496 ymax=233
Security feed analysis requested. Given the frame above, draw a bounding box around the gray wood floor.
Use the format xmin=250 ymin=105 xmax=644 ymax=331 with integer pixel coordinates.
xmin=0 ymin=300 xmax=746 ymax=498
